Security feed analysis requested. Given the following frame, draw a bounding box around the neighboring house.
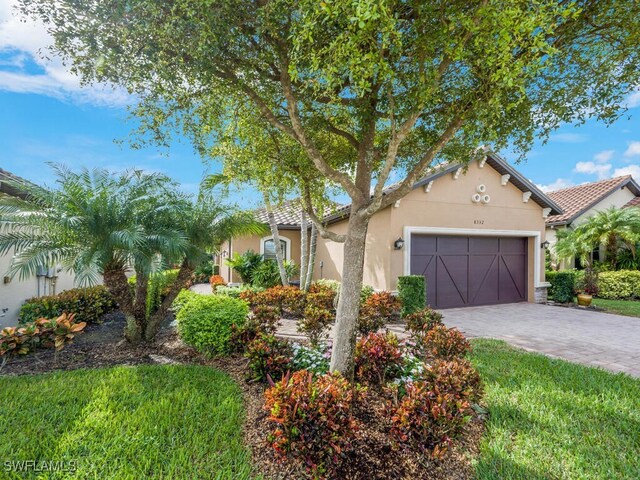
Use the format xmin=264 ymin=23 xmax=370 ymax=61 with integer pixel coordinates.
xmin=0 ymin=169 xmax=79 ymax=327
xmin=220 ymin=153 xmax=563 ymax=309
xmin=545 ymin=175 xmax=640 ymax=268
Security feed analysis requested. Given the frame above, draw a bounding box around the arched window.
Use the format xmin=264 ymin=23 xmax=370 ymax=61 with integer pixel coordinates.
xmin=260 ymin=236 xmax=290 ymax=261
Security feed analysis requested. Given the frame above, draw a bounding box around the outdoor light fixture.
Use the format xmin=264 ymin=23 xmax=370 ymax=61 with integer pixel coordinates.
xmin=394 ymin=237 xmax=405 ymax=250
xmin=541 ymin=240 xmax=550 ymax=249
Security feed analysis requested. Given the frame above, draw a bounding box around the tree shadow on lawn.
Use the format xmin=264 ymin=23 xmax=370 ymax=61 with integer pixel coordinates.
xmin=471 ymin=339 xmax=640 ymax=480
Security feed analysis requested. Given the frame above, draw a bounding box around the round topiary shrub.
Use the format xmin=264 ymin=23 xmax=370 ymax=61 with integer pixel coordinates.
xmin=176 ymin=294 xmax=248 ymax=356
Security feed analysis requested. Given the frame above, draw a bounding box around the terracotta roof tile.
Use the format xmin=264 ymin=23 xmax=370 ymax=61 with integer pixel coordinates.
xmin=624 ymin=196 xmax=640 ymax=208
xmin=545 ymin=176 xmax=631 ymax=225
xmin=253 ymin=199 xmax=306 ymax=226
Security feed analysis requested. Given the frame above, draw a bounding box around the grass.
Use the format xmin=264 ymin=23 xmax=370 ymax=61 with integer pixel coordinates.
xmin=0 ymin=365 xmax=256 ymax=479
xmin=592 ymin=298 xmax=640 ymax=318
xmin=471 ymin=339 xmax=640 ymax=479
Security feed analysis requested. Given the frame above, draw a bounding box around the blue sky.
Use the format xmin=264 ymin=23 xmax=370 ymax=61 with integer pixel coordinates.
xmin=1 ymin=0 xmax=639 ymax=205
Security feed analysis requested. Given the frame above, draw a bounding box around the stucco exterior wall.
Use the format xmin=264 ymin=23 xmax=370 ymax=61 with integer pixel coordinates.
xmin=316 ymin=160 xmax=548 ymax=300
xmin=0 ymin=248 xmax=79 ymax=327
xmin=219 ymin=230 xmax=303 ymax=283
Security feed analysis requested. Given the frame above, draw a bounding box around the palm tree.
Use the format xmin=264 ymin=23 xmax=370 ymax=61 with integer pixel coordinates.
xmin=0 ymin=166 xmax=186 ymax=341
xmin=144 ymin=194 xmax=267 ymax=340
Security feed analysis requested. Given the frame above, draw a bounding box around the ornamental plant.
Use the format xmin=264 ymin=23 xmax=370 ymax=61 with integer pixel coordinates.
xmin=252 ymin=305 xmax=281 ymax=335
xmin=398 ymin=276 xmax=427 ymax=317
xmin=307 ymin=282 xmax=338 ymax=311
xmin=254 ymin=286 xmax=306 ymax=316
xmin=357 ymin=291 xmax=400 ymax=335
xmin=298 ymin=306 xmax=334 ymax=347
xmin=264 ymin=370 xmax=361 ymax=479
xmin=421 ymin=325 xmax=471 ymax=360
xmin=245 ymin=333 xmax=293 ymax=382
xmin=290 ymin=342 xmax=330 ymax=375
xmin=209 ymin=274 xmax=227 ymax=291
xmin=390 ymin=379 xmax=474 ymax=458
xmin=423 ymin=358 xmax=483 ymax=404
xmin=354 ymin=332 xmax=404 ymax=387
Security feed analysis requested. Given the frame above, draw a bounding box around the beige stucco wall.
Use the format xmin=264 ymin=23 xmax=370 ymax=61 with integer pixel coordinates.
xmin=315 ymin=160 xmax=548 ymax=301
xmin=219 ymin=230 xmax=303 ymax=283
xmin=0 ymin=248 xmax=79 ymax=327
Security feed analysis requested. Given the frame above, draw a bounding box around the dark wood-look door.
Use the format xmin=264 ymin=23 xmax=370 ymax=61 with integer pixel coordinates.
xmin=410 ymin=235 xmax=527 ymax=309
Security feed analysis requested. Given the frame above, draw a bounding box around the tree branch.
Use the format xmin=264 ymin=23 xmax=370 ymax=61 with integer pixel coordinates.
xmin=301 ymin=184 xmax=346 ymax=243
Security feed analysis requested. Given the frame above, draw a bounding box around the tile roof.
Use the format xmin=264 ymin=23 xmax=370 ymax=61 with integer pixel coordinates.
xmin=253 ymin=199 xmax=307 ymax=227
xmin=0 ymin=168 xmax=31 ymax=198
xmin=624 ymin=196 xmax=640 ymax=208
xmin=545 ymin=176 xmax=636 ymax=225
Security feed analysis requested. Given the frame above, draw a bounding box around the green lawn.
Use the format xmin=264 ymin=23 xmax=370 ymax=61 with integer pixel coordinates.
xmin=592 ymin=298 xmax=640 ymax=318
xmin=0 ymin=365 xmax=256 ymax=479
xmin=471 ymin=339 xmax=640 ymax=479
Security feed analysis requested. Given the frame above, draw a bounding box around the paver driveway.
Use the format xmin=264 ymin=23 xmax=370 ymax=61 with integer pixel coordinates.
xmin=440 ymin=302 xmax=640 ymax=377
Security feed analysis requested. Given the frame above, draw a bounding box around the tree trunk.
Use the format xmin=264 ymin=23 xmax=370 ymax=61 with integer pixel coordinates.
xmin=606 ymin=233 xmax=617 ymax=269
xmin=264 ymin=196 xmax=289 ymax=286
xmin=304 ymin=222 xmax=318 ymax=291
xmin=102 ymin=263 xmax=139 ymax=342
xmin=299 ymin=207 xmax=308 ymax=289
xmin=126 ymin=271 xmax=149 ymax=343
xmin=145 ymin=258 xmax=194 ymax=341
xmin=330 ymin=213 xmax=369 ymax=377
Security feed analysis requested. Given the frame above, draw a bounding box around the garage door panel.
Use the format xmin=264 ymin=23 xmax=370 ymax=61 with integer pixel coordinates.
xmin=436 ymin=256 xmax=468 ymax=308
xmin=410 ymin=234 xmax=527 ymax=308
xmin=469 ymin=255 xmax=499 ymax=305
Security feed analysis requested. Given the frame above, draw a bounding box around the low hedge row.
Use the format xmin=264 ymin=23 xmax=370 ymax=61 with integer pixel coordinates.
xmin=19 ymin=286 xmax=118 ymax=324
xmin=547 ymin=269 xmax=640 ymax=300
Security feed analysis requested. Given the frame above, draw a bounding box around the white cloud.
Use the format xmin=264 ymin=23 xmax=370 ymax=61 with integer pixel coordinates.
xmin=613 ymin=165 xmax=640 ymax=178
xmin=626 ymin=88 xmax=640 ymax=108
xmin=593 ymin=149 xmax=614 ymax=163
xmin=574 ymin=161 xmax=611 ymax=179
xmin=0 ymin=0 xmax=130 ymax=106
xmin=549 ymin=133 xmax=588 ymax=143
xmin=537 ymin=178 xmax=574 ymax=192
xmin=624 ymin=141 xmax=640 ymax=158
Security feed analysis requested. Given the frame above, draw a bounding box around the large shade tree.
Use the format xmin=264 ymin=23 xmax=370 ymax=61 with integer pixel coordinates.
xmin=21 ymin=0 xmax=640 ymax=374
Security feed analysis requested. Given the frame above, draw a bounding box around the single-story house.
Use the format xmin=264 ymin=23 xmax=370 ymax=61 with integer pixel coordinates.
xmin=0 ymin=169 xmax=79 ymax=327
xmin=220 ymin=153 xmax=564 ymax=309
xmin=545 ymin=175 xmax=640 ymax=268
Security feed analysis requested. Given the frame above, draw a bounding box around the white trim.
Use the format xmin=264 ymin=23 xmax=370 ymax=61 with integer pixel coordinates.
xmin=452 ymin=167 xmax=463 ymax=180
xmin=394 ymin=199 xmax=402 ymax=208
xmin=500 ymin=174 xmax=511 ymax=186
xmin=260 ymin=235 xmax=291 ymax=261
xmin=402 ymin=226 xmax=544 ymax=289
xmin=478 ymin=155 xmax=488 ymax=168
xmin=424 ymin=181 xmax=434 ymax=193
xmin=522 ymin=191 xmax=532 ymax=203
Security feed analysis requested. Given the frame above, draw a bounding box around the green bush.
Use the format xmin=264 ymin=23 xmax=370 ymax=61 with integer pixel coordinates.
xmin=546 ymin=271 xmax=575 ymax=303
xmin=176 ymin=295 xmax=249 ymax=356
xmin=19 ymin=286 xmax=117 ymax=324
xmin=251 ymin=260 xmax=299 ymax=289
xmin=215 ymin=285 xmax=264 ymax=298
xmin=397 ymin=276 xmax=426 ymax=317
xmin=171 ymin=289 xmax=200 ymax=315
xmin=597 ymin=270 xmax=640 ymax=299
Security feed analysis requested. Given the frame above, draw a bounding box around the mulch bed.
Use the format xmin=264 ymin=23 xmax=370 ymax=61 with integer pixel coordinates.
xmin=0 ymin=314 xmax=484 ymax=480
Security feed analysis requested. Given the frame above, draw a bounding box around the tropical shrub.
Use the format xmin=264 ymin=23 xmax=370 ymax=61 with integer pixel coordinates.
xmin=264 ymin=370 xmax=360 ymax=478
xmin=397 ymin=276 xmax=426 ymax=317
xmin=19 ymin=286 xmax=117 ymax=325
xmin=290 ymin=343 xmax=330 ymax=375
xmin=252 ymin=305 xmax=281 ymax=334
xmin=1 ymin=313 xmax=87 ymax=358
xmin=170 ymin=289 xmax=199 ymax=315
xmin=421 ymin=325 xmax=471 ymax=360
xmin=191 ymin=259 xmax=214 ymax=284
xmin=298 ymin=305 xmax=333 ymax=346
xmin=176 ymin=295 xmax=248 ymax=356
xmin=405 ymin=307 xmax=443 ymax=335
xmin=245 ymin=333 xmax=293 ymax=382
xmin=546 ymin=271 xmax=575 ymax=303
xmin=226 ymin=250 xmax=263 ymax=283
xmin=390 ymin=377 xmax=474 ymax=458
xmin=357 ymin=291 xmax=400 ymax=335
xmin=251 ymin=259 xmax=300 ymax=289
xmin=597 ymin=270 xmax=640 ymax=299
xmin=306 ymin=284 xmax=337 ymax=311
xmin=209 ymin=274 xmax=227 ymax=291
xmin=354 ymin=332 xmax=403 ymax=387
xmin=253 ymin=286 xmax=307 ymax=315
xmin=128 ymin=269 xmax=181 ymax=317
xmin=217 ymin=284 xmax=264 ymax=299
xmin=423 ymin=358 xmax=483 ymax=404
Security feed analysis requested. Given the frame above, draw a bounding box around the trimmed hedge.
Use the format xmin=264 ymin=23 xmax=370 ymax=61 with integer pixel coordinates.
xmin=19 ymin=286 xmax=117 ymax=325
xmin=597 ymin=270 xmax=640 ymax=299
xmin=397 ymin=276 xmax=426 ymax=317
xmin=176 ymin=294 xmax=248 ymax=356
xmin=546 ymin=271 xmax=575 ymax=303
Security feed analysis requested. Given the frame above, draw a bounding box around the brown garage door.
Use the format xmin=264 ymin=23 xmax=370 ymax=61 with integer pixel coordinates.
xmin=410 ymin=235 xmax=527 ymax=309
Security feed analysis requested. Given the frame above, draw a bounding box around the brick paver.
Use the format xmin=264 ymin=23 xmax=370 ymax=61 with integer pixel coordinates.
xmin=276 ymin=303 xmax=640 ymax=377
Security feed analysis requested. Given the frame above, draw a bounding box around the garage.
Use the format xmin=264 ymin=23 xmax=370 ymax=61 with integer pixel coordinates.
xmin=410 ymin=234 xmax=527 ymax=308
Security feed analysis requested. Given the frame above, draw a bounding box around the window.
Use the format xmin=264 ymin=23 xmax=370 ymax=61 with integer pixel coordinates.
xmin=262 ymin=238 xmax=288 ymax=261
